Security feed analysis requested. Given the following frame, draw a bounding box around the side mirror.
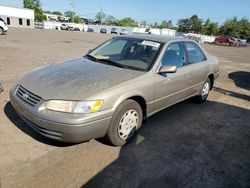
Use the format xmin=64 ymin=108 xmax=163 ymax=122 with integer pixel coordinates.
xmin=158 ymin=65 xmax=177 ymax=74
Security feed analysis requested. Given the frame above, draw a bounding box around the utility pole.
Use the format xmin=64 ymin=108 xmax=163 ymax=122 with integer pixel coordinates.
xmin=72 ymin=0 xmax=75 ymax=22
xmin=100 ymin=6 xmax=103 ymax=25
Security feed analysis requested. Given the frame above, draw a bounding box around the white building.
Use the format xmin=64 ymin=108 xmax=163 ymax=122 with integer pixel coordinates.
xmin=0 ymin=5 xmax=34 ymax=28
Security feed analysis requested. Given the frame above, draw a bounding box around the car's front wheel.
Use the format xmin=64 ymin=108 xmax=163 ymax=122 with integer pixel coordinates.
xmin=194 ymin=78 xmax=211 ymax=103
xmin=106 ymin=99 xmax=143 ymax=146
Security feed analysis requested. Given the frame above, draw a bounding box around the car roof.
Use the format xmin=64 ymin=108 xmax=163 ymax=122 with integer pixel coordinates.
xmin=115 ymin=34 xmax=191 ymax=43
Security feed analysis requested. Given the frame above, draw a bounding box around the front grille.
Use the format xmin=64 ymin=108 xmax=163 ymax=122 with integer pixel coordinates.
xmin=15 ymin=85 xmax=42 ymax=107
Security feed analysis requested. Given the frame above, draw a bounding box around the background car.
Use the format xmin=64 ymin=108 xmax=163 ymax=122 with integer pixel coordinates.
xmin=87 ymin=28 xmax=94 ymax=32
xmin=236 ymin=39 xmax=247 ymax=47
xmin=246 ymin=38 xmax=250 ymax=45
xmin=100 ymin=28 xmax=107 ymax=34
xmin=67 ymin=25 xmax=75 ymax=31
xmin=111 ymin=27 xmax=118 ymax=34
xmin=120 ymin=29 xmax=128 ymax=35
xmin=0 ymin=17 xmax=8 ymax=35
xmin=60 ymin=24 xmax=69 ymax=30
xmin=74 ymin=27 xmax=81 ymax=31
xmin=214 ymin=36 xmax=240 ymax=46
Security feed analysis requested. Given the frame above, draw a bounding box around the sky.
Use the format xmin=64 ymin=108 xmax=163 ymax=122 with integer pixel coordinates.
xmin=0 ymin=0 xmax=250 ymax=25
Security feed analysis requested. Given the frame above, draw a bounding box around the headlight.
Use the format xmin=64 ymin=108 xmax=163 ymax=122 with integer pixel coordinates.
xmin=45 ymin=100 xmax=103 ymax=114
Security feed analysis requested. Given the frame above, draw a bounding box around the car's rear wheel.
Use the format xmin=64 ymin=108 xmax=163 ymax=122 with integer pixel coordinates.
xmin=194 ymin=78 xmax=211 ymax=103
xmin=106 ymin=99 xmax=143 ymax=146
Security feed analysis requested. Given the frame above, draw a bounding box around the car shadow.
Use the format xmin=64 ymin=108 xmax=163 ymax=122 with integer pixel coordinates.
xmin=228 ymin=71 xmax=250 ymax=91
xmin=213 ymin=87 xmax=250 ymax=101
xmin=83 ymin=100 xmax=250 ymax=188
xmin=4 ymin=102 xmax=76 ymax=147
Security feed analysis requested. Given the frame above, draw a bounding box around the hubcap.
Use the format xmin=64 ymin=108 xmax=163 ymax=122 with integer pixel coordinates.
xmin=118 ymin=110 xmax=139 ymax=140
xmin=201 ymin=82 xmax=210 ymax=99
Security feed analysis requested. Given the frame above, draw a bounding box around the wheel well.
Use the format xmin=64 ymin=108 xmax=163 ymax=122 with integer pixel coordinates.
xmin=128 ymin=96 xmax=147 ymax=120
xmin=208 ymin=74 xmax=214 ymax=90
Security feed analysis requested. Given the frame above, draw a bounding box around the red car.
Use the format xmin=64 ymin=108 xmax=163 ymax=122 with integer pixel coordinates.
xmin=214 ymin=36 xmax=237 ymax=46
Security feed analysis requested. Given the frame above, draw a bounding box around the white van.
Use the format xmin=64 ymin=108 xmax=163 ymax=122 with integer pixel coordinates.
xmin=0 ymin=18 xmax=8 ymax=35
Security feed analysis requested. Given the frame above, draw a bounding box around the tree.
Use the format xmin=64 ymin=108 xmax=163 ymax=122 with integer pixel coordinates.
xmin=159 ymin=20 xmax=172 ymax=29
xmin=177 ymin=15 xmax=202 ymax=33
xmin=219 ymin=17 xmax=240 ymax=38
xmin=23 ymin=0 xmax=46 ymax=21
xmin=64 ymin=11 xmax=75 ymax=22
xmin=219 ymin=17 xmax=250 ymax=39
xmin=152 ymin=22 xmax=159 ymax=28
xmin=52 ymin=11 xmax=62 ymax=16
xmin=238 ymin=18 xmax=250 ymax=39
xmin=140 ymin=20 xmax=147 ymax=27
xmin=189 ymin=15 xmax=203 ymax=33
xmin=202 ymin=19 xmax=219 ymax=36
xmin=105 ymin=15 xmax=117 ymax=25
xmin=177 ymin=18 xmax=191 ymax=32
xmin=95 ymin=11 xmax=106 ymax=25
xmin=117 ymin=17 xmax=137 ymax=26
xmin=43 ymin=10 xmax=52 ymax=14
xmin=74 ymin=16 xmax=82 ymax=24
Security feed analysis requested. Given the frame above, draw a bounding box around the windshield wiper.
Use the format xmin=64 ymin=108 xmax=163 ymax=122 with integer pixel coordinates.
xmin=84 ymin=54 xmax=99 ymax=62
xmin=84 ymin=55 xmax=126 ymax=69
xmin=97 ymin=59 xmax=127 ymax=69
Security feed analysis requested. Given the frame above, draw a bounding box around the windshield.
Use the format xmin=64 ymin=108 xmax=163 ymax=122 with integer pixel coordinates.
xmin=87 ymin=38 xmax=162 ymax=71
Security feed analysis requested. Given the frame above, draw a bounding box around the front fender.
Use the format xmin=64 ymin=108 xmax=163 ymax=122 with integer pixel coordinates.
xmin=113 ymin=91 xmax=147 ymax=108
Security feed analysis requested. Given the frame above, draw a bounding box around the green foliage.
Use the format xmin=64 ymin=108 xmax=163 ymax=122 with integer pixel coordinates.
xmin=23 ymin=0 xmax=45 ymax=21
xmin=189 ymin=15 xmax=203 ymax=33
xmin=64 ymin=11 xmax=75 ymax=22
xmin=43 ymin=10 xmax=52 ymax=14
xmin=95 ymin=11 xmax=106 ymax=24
xmin=177 ymin=18 xmax=190 ymax=32
xmin=117 ymin=17 xmax=137 ymax=27
xmin=27 ymin=4 xmax=250 ymax=38
xmin=74 ymin=16 xmax=82 ymax=24
xmin=36 ymin=13 xmax=46 ymax=21
xmin=105 ymin=15 xmax=118 ymax=25
xmin=159 ymin=20 xmax=172 ymax=29
xmin=152 ymin=22 xmax=159 ymax=28
xmin=140 ymin=20 xmax=147 ymax=26
xmin=52 ymin=11 xmax=62 ymax=16
xmin=177 ymin=15 xmax=202 ymax=33
xmin=202 ymin=19 xmax=219 ymax=36
xmin=219 ymin=17 xmax=250 ymax=39
xmin=177 ymin=15 xmax=250 ymax=38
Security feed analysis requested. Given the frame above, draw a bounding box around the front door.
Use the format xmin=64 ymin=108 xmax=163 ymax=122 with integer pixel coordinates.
xmin=153 ymin=42 xmax=192 ymax=112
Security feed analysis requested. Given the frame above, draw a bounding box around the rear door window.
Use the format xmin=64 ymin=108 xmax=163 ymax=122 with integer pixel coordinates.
xmin=184 ymin=42 xmax=206 ymax=64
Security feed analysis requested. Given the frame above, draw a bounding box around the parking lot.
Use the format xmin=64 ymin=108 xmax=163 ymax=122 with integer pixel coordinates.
xmin=0 ymin=28 xmax=249 ymax=188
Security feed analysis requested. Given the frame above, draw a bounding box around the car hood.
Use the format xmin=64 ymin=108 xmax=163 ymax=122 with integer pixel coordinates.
xmin=18 ymin=58 xmax=144 ymax=100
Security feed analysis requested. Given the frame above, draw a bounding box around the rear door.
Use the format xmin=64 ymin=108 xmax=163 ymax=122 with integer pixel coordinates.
xmin=182 ymin=41 xmax=207 ymax=94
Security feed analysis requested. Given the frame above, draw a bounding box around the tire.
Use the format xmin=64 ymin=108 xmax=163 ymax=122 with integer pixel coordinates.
xmin=194 ymin=78 xmax=211 ymax=103
xmin=106 ymin=99 xmax=143 ymax=146
xmin=0 ymin=27 xmax=3 ymax=35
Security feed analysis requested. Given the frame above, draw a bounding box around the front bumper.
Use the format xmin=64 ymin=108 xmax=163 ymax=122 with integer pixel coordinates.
xmin=10 ymin=86 xmax=113 ymax=143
